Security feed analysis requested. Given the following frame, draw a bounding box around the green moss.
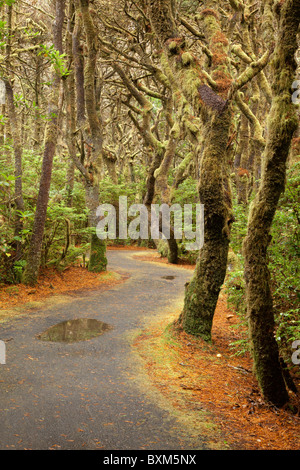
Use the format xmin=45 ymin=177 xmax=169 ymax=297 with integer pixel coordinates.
xmin=88 ymin=233 xmax=107 ymax=273
xmin=184 ymin=117 xmax=200 ymax=135
xmin=168 ymin=41 xmax=178 ymax=52
xmin=160 ymin=52 xmax=174 ymax=81
xmin=184 ymin=68 xmax=203 ymax=99
xmin=172 ymin=121 xmax=181 ymax=139
xmin=181 ymin=52 xmax=194 ymax=66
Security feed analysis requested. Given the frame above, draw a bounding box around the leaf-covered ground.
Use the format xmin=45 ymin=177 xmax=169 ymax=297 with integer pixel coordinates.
xmin=133 ymin=252 xmax=300 ymax=450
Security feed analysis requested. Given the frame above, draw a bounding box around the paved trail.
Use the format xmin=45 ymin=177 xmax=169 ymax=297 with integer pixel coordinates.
xmin=0 ymin=250 xmax=212 ymax=451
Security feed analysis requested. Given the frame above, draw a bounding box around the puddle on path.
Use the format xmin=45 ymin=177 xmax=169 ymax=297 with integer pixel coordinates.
xmin=37 ymin=318 xmax=112 ymax=343
xmin=161 ymin=276 xmax=176 ymax=280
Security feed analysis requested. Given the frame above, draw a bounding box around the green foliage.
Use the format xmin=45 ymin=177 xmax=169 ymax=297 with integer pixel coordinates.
xmin=171 ymin=175 xmax=198 ymax=205
xmin=38 ymin=45 xmax=70 ymax=78
xmin=0 ymin=170 xmax=15 ymax=191
xmin=0 ymin=0 xmax=16 ymax=6
xmin=225 ymin=162 xmax=300 ymax=360
xmin=99 ymin=173 xmax=146 ymax=206
xmin=171 ymin=176 xmax=200 ymax=261
xmin=0 ymin=144 xmax=90 ymax=282
xmin=0 ymin=114 xmax=7 ymax=126
xmin=270 ymin=162 xmax=300 ymax=357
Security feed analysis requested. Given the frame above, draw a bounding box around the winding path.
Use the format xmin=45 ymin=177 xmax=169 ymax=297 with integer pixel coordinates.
xmin=0 ymin=250 xmax=212 ymax=450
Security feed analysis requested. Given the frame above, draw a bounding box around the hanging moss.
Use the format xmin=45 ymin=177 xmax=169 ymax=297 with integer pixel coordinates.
xmin=181 ymin=51 xmax=194 ymax=66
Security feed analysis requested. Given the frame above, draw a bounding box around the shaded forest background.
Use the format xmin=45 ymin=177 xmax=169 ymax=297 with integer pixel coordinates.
xmin=0 ymin=0 xmax=299 ymax=408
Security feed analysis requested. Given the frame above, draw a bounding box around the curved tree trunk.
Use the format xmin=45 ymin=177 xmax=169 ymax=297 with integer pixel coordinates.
xmin=73 ymin=0 xmax=107 ymax=273
xmin=243 ymin=0 xmax=300 ymax=407
xmin=180 ymin=109 xmax=233 ymax=340
xmin=147 ymin=0 xmax=234 ymax=340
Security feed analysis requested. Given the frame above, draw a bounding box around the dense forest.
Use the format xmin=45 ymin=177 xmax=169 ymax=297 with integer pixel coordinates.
xmin=0 ymin=0 xmax=299 ymax=417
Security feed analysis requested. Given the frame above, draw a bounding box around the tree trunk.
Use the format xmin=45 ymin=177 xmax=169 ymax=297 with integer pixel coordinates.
xmin=236 ymin=113 xmax=250 ymax=205
xmin=243 ymin=0 xmax=300 ymax=407
xmin=155 ymin=121 xmax=180 ymax=264
xmin=23 ymin=0 xmax=66 ymax=286
xmin=4 ymin=4 xmax=25 ymax=261
xmin=78 ymin=0 xmax=107 ymax=272
xmin=85 ymin=183 xmax=107 ymax=272
xmin=147 ymin=0 xmax=234 ymax=340
xmin=180 ymin=109 xmax=233 ymax=340
xmin=64 ymin=0 xmax=76 ymax=209
xmin=5 ymin=79 xmax=25 ymax=259
xmin=33 ymin=51 xmax=43 ymax=149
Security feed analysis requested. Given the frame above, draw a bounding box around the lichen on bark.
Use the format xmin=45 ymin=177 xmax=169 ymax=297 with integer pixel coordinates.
xmin=243 ymin=0 xmax=300 ymax=407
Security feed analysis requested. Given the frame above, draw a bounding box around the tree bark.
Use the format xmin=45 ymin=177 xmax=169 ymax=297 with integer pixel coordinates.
xmin=236 ymin=113 xmax=250 ymax=205
xmin=181 ymin=109 xmax=233 ymax=340
xmin=64 ymin=0 xmax=76 ymax=209
xmin=243 ymin=0 xmax=300 ymax=407
xmin=77 ymin=0 xmax=107 ymax=272
xmin=23 ymin=0 xmax=66 ymax=286
xmin=5 ymin=80 xmax=25 ymax=258
xmin=4 ymin=5 xmax=25 ymax=261
xmin=147 ymin=0 xmax=234 ymax=340
xmin=33 ymin=49 xmax=43 ymax=148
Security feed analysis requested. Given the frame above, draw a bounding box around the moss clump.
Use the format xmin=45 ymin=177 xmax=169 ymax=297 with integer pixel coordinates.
xmin=181 ymin=52 xmax=194 ymax=66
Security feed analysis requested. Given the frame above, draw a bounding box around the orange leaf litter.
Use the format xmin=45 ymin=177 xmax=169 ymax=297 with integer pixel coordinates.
xmin=133 ymin=252 xmax=300 ymax=451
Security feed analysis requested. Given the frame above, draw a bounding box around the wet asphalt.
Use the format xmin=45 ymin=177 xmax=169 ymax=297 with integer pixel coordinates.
xmin=0 ymin=250 xmax=213 ymax=451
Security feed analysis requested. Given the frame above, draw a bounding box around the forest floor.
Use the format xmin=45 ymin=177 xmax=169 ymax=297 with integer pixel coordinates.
xmin=0 ymin=246 xmax=299 ymax=450
xmin=132 ymin=250 xmax=300 ymax=450
xmin=0 ymin=246 xmax=137 ymax=316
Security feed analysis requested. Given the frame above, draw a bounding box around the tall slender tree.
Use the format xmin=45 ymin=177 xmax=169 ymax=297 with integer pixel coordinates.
xmin=23 ymin=0 xmax=66 ymax=286
xmin=243 ymin=0 xmax=300 ymax=407
xmin=4 ymin=4 xmax=25 ymax=261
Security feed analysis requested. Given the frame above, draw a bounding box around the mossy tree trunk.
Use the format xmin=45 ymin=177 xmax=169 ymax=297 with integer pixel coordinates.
xmin=243 ymin=0 xmax=300 ymax=407
xmin=64 ymin=0 xmax=76 ymax=209
xmin=23 ymin=0 xmax=66 ymax=286
xmin=85 ymin=183 xmax=107 ymax=273
xmin=69 ymin=0 xmax=107 ymax=272
xmin=4 ymin=5 xmax=25 ymax=261
xmin=236 ymin=113 xmax=250 ymax=205
xmin=5 ymin=80 xmax=25 ymax=259
xmin=154 ymin=120 xmax=180 ymax=264
xmin=148 ymin=0 xmax=273 ymax=340
xmin=81 ymin=0 xmax=106 ymax=272
xmin=147 ymin=0 xmax=235 ymax=340
xmin=181 ymin=109 xmax=233 ymax=340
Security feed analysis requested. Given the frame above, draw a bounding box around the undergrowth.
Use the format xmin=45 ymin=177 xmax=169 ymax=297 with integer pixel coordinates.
xmin=224 ymin=162 xmax=300 ymax=371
